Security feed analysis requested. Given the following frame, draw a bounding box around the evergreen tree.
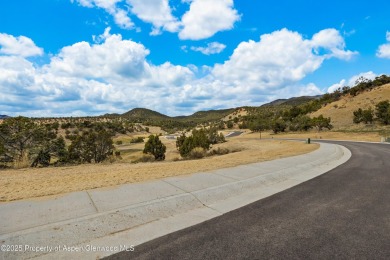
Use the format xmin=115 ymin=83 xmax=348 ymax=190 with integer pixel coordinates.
xmin=143 ymin=135 xmax=166 ymax=161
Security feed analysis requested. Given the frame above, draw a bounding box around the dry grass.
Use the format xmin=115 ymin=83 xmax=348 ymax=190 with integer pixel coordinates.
xmin=249 ymin=131 xmax=384 ymax=142
xmin=222 ymin=108 xmax=248 ymax=121
xmin=311 ymin=84 xmax=390 ymax=130
xmin=0 ymin=138 xmax=318 ymax=202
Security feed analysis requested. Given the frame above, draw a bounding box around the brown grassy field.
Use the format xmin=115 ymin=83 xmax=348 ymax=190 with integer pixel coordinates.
xmin=249 ymin=131 xmax=386 ymax=142
xmin=0 ymin=137 xmax=318 ymax=202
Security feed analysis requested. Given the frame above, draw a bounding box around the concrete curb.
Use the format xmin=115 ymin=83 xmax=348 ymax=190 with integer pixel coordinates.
xmin=0 ymin=142 xmax=351 ymax=260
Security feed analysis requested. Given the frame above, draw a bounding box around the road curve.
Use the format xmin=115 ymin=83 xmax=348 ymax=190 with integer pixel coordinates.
xmin=106 ymin=141 xmax=390 ymax=260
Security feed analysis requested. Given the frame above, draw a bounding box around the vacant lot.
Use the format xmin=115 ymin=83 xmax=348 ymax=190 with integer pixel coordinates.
xmin=0 ymin=138 xmax=318 ymax=202
xmin=245 ymin=131 xmax=385 ymax=142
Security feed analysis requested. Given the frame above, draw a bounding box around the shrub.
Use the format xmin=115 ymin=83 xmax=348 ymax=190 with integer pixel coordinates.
xmin=68 ymin=129 xmax=114 ymax=163
xmin=143 ymin=135 xmax=166 ymax=161
xmin=130 ymin=137 xmax=145 ymax=143
xmin=271 ymin=119 xmax=287 ymax=134
xmin=353 ymin=108 xmax=374 ymax=124
xmin=133 ymin=154 xmax=155 ymax=163
xmin=176 ymin=129 xmax=211 ymax=157
xmin=311 ymin=115 xmax=333 ymax=131
xmin=208 ymin=147 xmax=230 ymax=156
xmin=375 ymin=100 xmax=390 ymax=125
xmin=188 ymin=147 xmax=207 ymax=159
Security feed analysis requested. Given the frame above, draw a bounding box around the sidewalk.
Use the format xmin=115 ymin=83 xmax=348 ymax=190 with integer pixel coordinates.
xmin=0 ymin=142 xmax=351 ymax=260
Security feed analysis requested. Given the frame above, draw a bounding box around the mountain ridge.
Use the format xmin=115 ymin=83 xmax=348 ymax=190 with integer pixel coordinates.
xmin=119 ymin=95 xmax=321 ymax=122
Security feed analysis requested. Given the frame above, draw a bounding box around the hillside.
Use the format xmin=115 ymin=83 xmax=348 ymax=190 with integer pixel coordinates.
xmin=311 ymin=83 xmax=390 ymax=129
xmin=121 ymin=107 xmax=234 ymax=123
xmin=221 ymin=96 xmax=321 ymax=122
xmin=263 ymin=96 xmax=321 ymax=107
xmin=122 ymin=108 xmax=169 ymax=121
xmin=0 ymin=115 xmax=10 ymax=119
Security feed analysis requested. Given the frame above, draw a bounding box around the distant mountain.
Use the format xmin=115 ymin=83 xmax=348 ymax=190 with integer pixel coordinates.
xmin=122 ymin=108 xmax=170 ymax=121
xmin=118 ymin=96 xmax=322 ymax=124
xmin=0 ymin=115 xmax=10 ymax=119
xmin=182 ymin=109 xmax=235 ymax=122
xmin=120 ymin=107 xmax=234 ymax=123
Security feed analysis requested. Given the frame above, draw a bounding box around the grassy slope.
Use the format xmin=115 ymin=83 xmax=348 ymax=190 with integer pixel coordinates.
xmin=311 ymin=84 xmax=390 ymax=130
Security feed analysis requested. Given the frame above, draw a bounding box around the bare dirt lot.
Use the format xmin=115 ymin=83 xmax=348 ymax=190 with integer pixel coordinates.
xmin=0 ymin=137 xmax=318 ymax=202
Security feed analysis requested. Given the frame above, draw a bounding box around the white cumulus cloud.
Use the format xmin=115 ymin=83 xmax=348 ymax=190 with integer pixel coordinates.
xmin=311 ymin=28 xmax=358 ymax=60
xmin=212 ymin=28 xmax=357 ymax=92
xmin=71 ymin=0 xmax=240 ymax=40
xmin=327 ymin=71 xmax=377 ymax=93
xmin=0 ymin=33 xmax=43 ymax=57
xmin=71 ymin=0 xmax=134 ymax=29
xmin=127 ymin=0 xmax=180 ymax=35
xmin=179 ymin=0 xmax=240 ymax=40
xmin=0 ymin=28 xmax=358 ymax=117
xmin=377 ymin=31 xmax=390 ymax=59
xmin=190 ymin=42 xmax=226 ymax=55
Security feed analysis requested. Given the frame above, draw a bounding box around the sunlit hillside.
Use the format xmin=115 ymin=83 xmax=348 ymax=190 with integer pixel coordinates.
xmin=311 ymin=84 xmax=390 ymax=129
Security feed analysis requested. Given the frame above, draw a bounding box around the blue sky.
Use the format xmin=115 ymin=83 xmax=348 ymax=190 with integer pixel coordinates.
xmin=0 ymin=0 xmax=389 ymax=117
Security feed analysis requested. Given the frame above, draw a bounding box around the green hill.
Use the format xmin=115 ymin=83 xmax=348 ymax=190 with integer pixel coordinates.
xmin=122 ymin=108 xmax=169 ymax=121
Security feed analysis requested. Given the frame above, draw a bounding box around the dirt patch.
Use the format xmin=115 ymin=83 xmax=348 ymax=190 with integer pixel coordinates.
xmin=0 ymin=139 xmax=318 ymax=202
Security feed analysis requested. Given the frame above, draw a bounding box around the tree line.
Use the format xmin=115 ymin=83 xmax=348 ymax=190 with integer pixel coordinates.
xmin=0 ymin=117 xmax=116 ymax=168
xmin=353 ymin=100 xmax=390 ymax=125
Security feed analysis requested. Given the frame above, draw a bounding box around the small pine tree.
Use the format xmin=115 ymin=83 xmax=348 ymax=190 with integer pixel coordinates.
xmin=143 ymin=135 xmax=166 ymax=161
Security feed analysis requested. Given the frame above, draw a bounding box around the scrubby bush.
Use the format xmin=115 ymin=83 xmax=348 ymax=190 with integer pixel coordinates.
xmin=133 ymin=154 xmax=155 ymax=163
xmin=375 ymin=100 xmax=390 ymax=125
xmin=68 ymin=129 xmax=114 ymax=163
xmin=130 ymin=137 xmax=145 ymax=143
xmin=353 ymin=108 xmax=374 ymax=124
xmin=312 ymin=115 xmax=333 ymax=131
xmin=143 ymin=135 xmax=166 ymax=161
xmin=289 ymin=115 xmax=313 ymax=131
xmin=271 ymin=119 xmax=287 ymax=134
xmin=208 ymin=147 xmax=230 ymax=156
xmin=176 ymin=129 xmax=211 ymax=158
xmin=188 ymin=147 xmax=207 ymax=159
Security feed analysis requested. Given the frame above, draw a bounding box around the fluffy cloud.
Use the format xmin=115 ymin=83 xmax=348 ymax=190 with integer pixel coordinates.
xmin=71 ymin=0 xmax=134 ymax=29
xmin=327 ymin=71 xmax=377 ymax=93
xmin=127 ymin=0 xmax=180 ymax=35
xmin=212 ymin=28 xmax=357 ymax=92
xmin=190 ymin=42 xmax=226 ymax=55
xmin=377 ymin=31 xmax=390 ymax=59
xmin=311 ymin=29 xmax=357 ymax=60
xmin=0 ymin=33 xmax=43 ymax=57
xmin=0 ymin=29 xmax=196 ymax=116
xmin=71 ymin=0 xmax=240 ymax=40
xmin=1 ymin=28 xmax=357 ymax=116
xmin=48 ymin=28 xmax=150 ymax=79
xmin=179 ymin=0 xmax=240 ymax=40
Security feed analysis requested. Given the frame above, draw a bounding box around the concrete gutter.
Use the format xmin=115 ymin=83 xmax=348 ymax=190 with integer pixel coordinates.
xmin=0 ymin=142 xmax=351 ymax=260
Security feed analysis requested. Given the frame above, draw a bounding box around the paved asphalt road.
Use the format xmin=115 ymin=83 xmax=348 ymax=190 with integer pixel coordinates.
xmin=106 ymin=141 xmax=390 ymax=260
xmin=225 ymin=131 xmax=244 ymax=138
